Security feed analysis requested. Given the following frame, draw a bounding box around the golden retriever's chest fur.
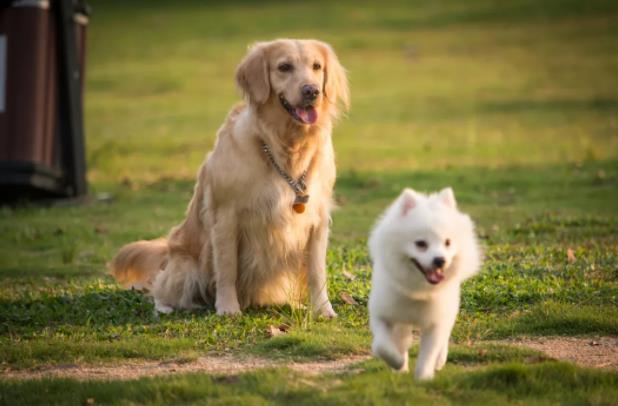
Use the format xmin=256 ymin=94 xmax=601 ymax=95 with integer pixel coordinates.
xmin=239 ymin=176 xmax=322 ymax=262
xmin=235 ymin=167 xmax=327 ymax=306
xmin=199 ymin=106 xmax=334 ymax=307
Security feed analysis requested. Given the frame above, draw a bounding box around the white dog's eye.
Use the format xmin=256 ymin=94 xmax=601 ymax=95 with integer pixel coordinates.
xmin=415 ymin=240 xmax=428 ymax=250
xmin=313 ymin=62 xmax=322 ymax=71
xmin=278 ymin=63 xmax=293 ymax=73
xmin=445 ymin=238 xmax=451 ymax=247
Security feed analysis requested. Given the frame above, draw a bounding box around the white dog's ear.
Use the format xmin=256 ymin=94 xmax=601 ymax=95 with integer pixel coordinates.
xmin=438 ymin=187 xmax=457 ymax=208
xmin=399 ymin=188 xmax=418 ymax=216
xmin=236 ymin=42 xmax=270 ymax=105
xmin=315 ymin=41 xmax=350 ymax=115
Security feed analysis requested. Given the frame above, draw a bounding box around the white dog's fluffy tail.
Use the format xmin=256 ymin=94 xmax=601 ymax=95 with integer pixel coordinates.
xmin=109 ymin=238 xmax=169 ymax=291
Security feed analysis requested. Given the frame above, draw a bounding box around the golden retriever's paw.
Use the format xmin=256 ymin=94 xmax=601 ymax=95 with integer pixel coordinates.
xmin=215 ymin=301 xmax=241 ymax=316
xmin=154 ymin=299 xmax=174 ymax=314
xmin=315 ymin=302 xmax=337 ymax=319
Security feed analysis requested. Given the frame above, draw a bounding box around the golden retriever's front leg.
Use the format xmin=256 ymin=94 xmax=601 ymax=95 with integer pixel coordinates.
xmin=211 ymin=209 xmax=241 ymax=316
xmin=307 ymin=221 xmax=337 ymax=318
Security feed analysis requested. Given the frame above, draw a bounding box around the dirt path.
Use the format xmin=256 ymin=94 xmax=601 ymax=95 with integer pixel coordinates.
xmin=2 ymin=336 xmax=616 ymax=381
xmin=508 ymin=336 xmax=618 ymax=369
xmin=1 ymin=355 xmax=371 ymax=381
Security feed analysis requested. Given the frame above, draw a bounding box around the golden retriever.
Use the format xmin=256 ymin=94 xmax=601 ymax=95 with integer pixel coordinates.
xmin=110 ymin=39 xmax=349 ymax=317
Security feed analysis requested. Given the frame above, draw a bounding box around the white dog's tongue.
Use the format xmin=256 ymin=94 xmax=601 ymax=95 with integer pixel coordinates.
xmin=295 ymin=106 xmax=318 ymax=124
xmin=426 ymin=269 xmax=445 ymax=284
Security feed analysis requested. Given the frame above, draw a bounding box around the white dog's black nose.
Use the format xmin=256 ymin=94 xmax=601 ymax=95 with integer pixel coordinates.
xmin=301 ymin=84 xmax=320 ymax=101
xmin=433 ymin=257 xmax=446 ymax=269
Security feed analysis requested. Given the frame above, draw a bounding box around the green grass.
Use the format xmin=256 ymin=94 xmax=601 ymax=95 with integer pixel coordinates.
xmin=2 ymin=357 xmax=617 ymax=405
xmin=1 ymin=0 xmax=617 ymax=403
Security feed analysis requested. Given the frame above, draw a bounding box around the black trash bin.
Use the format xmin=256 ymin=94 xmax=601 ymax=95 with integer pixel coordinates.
xmin=0 ymin=0 xmax=89 ymax=201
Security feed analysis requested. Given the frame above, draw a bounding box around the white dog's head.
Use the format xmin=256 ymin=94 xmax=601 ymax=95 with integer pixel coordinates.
xmin=370 ymin=187 xmax=481 ymax=288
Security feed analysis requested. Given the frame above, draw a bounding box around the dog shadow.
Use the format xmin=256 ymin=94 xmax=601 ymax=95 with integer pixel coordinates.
xmin=0 ymin=288 xmax=214 ymax=333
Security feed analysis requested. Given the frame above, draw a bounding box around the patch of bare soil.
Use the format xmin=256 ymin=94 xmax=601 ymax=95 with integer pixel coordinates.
xmin=1 ymin=355 xmax=371 ymax=381
xmin=508 ymin=336 xmax=618 ymax=369
xmin=2 ymin=336 xmax=616 ymax=381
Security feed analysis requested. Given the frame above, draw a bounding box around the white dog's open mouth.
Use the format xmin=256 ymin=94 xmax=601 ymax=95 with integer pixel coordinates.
xmin=410 ymin=258 xmax=445 ymax=285
xmin=279 ymin=94 xmax=318 ymax=125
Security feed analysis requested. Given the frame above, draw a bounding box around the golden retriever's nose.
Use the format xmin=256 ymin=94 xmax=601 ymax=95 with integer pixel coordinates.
xmin=301 ymin=84 xmax=320 ymax=102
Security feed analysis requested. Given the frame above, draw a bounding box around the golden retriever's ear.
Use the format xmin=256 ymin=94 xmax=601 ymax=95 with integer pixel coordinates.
xmin=317 ymin=41 xmax=350 ymax=114
xmin=236 ymin=43 xmax=270 ymax=105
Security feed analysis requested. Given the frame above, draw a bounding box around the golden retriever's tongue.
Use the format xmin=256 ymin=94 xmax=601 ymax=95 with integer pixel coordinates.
xmin=295 ymin=106 xmax=317 ymax=124
xmin=426 ymin=269 xmax=444 ymax=285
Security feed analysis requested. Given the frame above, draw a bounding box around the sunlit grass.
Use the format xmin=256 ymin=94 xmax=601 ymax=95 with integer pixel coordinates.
xmin=0 ymin=0 xmax=617 ymax=403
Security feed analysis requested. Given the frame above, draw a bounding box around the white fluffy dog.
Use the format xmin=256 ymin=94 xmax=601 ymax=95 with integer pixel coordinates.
xmin=368 ymin=187 xmax=482 ymax=380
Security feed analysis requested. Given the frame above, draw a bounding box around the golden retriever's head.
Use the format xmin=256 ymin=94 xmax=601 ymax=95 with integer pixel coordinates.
xmin=236 ymin=39 xmax=350 ymax=126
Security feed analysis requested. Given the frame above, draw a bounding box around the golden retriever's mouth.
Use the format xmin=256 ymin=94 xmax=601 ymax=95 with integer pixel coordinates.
xmin=410 ymin=257 xmax=445 ymax=285
xmin=279 ymin=94 xmax=318 ymax=125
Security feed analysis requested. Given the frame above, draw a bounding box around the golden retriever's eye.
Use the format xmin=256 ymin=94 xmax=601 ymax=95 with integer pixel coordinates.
xmin=313 ymin=62 xmax=322 ymax=71
xmin=278 ymin=63 xmax=293 ymax=73
xmin=415 ymin=240 xmax=428 ymax=250
xmin=445 ymin=238 xmax=451 ymax=247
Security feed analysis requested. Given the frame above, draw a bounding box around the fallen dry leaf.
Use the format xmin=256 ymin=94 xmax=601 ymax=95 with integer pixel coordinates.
xmin=121 ymin=176 xmax=132 ymax=187
xmin=266 ymin=325 xmax=285 ymax=338
xmin=524 ymin=355 xmax=549 ymax=364
xmin=567 ymin=248 xmax=576 ymax=263
xmin=214 ymin=375 xmax=240 ymax=384
xmin=342 ymin=270 xmax=356 ymax=281
xmin=95 ymin=193 xmax=115 ymax=203
xmin=94 ymin=224 xmax=108 ymax=234
xmin=339 ymin=292 xmax=358 ymax=305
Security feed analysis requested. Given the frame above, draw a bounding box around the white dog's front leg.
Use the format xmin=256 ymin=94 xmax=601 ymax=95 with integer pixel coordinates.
xmin=392 ymin=324 xmax=413 ymax=373
xmin=307 ymin=222 xmax=336 ymax=318
xmin=370 ymin=316 xmax=405 ymax=370
xmin=415 ymin=326 xmax=448 ymax=380
xmin=434 ymin=317 xmax=456 ymax=372
xmin=434 ymin=340 xmax=449 ymax=371
xmin=211 ymin=209 xmax=241 ymax=316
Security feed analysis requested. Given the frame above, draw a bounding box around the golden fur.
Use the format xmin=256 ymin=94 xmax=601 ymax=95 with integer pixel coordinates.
xmin=110 ymin=39 xmax=349 ymax=316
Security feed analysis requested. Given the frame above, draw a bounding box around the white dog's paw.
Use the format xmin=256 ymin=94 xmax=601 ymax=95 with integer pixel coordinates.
xmin=396 ymin=356 xmax=409 ymax=373
xmin=215 ymin=301 xmax=241 ymax=316
xmin=154 ymin=299 xmax=174 ymax=314
xmin=372 ymin=341 xmax=405 ymax=370
xmin=434 ymin=351 xmax=447 ymax=371
xmin=414 ymin=365 xmax=435 ymax=381
xmin=314 ymin=301 xmax=337 ymax=319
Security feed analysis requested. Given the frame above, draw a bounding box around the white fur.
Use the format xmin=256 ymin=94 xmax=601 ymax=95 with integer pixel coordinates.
xmin=368 ymin=187 xmax=482 ymax=380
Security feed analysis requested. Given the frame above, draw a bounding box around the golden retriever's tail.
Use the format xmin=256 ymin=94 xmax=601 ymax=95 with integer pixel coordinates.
xmin=109 ymin=238 xmax=169 ymax=291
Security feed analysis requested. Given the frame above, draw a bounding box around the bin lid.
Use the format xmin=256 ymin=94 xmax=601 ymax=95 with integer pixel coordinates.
xmin=11 ymin=0 xmax=49 ymax=9
xmin=8 ymin=0 xmax=90 ymax=17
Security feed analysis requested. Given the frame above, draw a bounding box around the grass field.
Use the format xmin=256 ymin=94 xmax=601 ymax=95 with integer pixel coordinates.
xmin=1 ymin=0 xmax=617 ymax=404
